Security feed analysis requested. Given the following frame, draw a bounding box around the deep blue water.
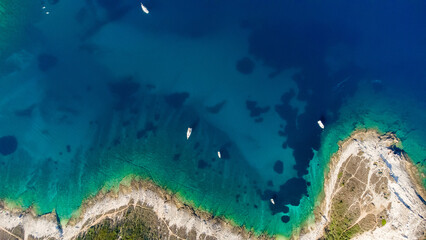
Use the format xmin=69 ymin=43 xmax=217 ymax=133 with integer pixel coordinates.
xmin=0 ymin=0 xmax=425 ymax=237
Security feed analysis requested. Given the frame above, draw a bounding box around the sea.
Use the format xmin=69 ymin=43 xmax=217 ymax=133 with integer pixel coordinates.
xmin=0 ymin=0 xmax=425 ymax=238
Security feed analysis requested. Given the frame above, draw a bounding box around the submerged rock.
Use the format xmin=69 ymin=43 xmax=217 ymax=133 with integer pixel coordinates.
xmin=0 ymin=135 xmax=18 ymax=156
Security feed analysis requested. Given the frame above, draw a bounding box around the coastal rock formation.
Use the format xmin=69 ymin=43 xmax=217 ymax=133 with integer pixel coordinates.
xmin=0 ymin=180 xmax=267 ymax=240
xmin=0 ymin=130 xmax=424 ymax=240
xmin=301 ymin=130 xmax=426 ymax=239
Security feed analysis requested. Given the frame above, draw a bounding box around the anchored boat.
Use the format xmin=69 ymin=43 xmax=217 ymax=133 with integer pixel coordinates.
xmin=187 ymin=127 xmax=192 ymax=140
xmin=317 ymin=120 xmax=324 ymax=129
xmin=140 ymin=2 xmax=149 ymax=14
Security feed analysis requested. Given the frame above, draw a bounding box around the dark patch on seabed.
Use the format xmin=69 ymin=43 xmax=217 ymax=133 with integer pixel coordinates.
xmin=262 ymin=178 xmax=308 ymax=216
xmin=14 ymin=104 xmax=36 ymax=117
xmin=246 ymin=100 xmax=270 ymax=119
xmin=273 ymin=160 xmax=283 ymax=174
xmin=206 ymin=100 xmax=226 ymax=114
xmin=281 ymin=215 xmax=290 ymax=223
xmin=165 ymin=92 xmax=190 ymax=108
xmin=1 ymin=0 xmax=426 ymax=235
xmin=0 ymin=136 xmax=18 ymax=156
xmin=38 ymin=53 xmax=58 ymax=72
xmin=218 ymin=146 xmax=231 ymax=159
xmin=244 ymin=4 xmax=373 ymax=215
xmin=108 ymin=77 xmax=141 ymax=110
xmin=137 ymin=121 xmax=157 ymax=139
xmin=236 ymin=57 xmax=255 ymax=74
xmin=99 ymin=88 xmax=269 ymax=227
xmin=197 ymin=159 xmax=209 ymax=169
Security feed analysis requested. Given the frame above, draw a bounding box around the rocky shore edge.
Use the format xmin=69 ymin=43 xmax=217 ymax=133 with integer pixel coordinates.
xmin=0 ymin=176 xmax=273 ymax=240
xmin=1 ymin=129 xmax=424 ymax=240
xmin=299 ymin=129 xmax=426 ymax=239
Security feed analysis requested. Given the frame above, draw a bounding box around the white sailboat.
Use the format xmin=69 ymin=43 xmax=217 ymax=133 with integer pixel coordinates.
xmin=217 ymin=151 xmax=221 ymax=158
xmin=186 ymin=128 xmax=192 ymax=140
xmin=317 ymin=120 xmax=325 ymax=129
xmin=270 ymin=198 xmax=275 ymax=205
xmin=140 ymin=2 xmax=149 ymax=14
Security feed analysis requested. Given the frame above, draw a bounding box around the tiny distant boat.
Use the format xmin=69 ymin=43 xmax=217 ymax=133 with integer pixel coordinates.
xmin=317 ymin=120 xmax=324 ymax=129
xmin=140 ymin=2 xmax=149 ymax=14
xmin=218 ymin=151 xmax=221 ymax=158
xmin=187 ymin=127 xmax=192 ymax=140
xmin=270 ymin=198 xmax=275 ymax=205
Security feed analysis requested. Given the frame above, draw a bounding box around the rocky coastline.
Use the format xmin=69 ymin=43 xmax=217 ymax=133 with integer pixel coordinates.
xmin=0 ymin=130 xmax=424 ymax=240
xmin=0 ymin=177 xmax=271 ymax=240
xmin=300 ymin=130 xmax=426 ymax=239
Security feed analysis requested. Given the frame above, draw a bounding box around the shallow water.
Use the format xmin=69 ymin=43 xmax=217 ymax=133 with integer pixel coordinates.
xmin=0 ymin=0 xmax=425 ymax=237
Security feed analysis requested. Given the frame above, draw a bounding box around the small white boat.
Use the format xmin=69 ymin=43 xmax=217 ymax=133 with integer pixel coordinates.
xmin=140 ymin=2 xmax=149 ymax=14
xmin=317 ymin=120 xmax=324 ymax=129
xmin=217 ymin=151 xmax=221 ymax=158
xmin=186 ymin=128 xmax=192 ymax=140
xmin=270 ymin=198 xmax=275 ymax=205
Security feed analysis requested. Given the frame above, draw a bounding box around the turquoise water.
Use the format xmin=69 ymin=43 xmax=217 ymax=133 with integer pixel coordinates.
xmin=0 ymin=0 xmax=425 ymax=238
xmin=320 ymin=84 xmax=426 ymax=187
